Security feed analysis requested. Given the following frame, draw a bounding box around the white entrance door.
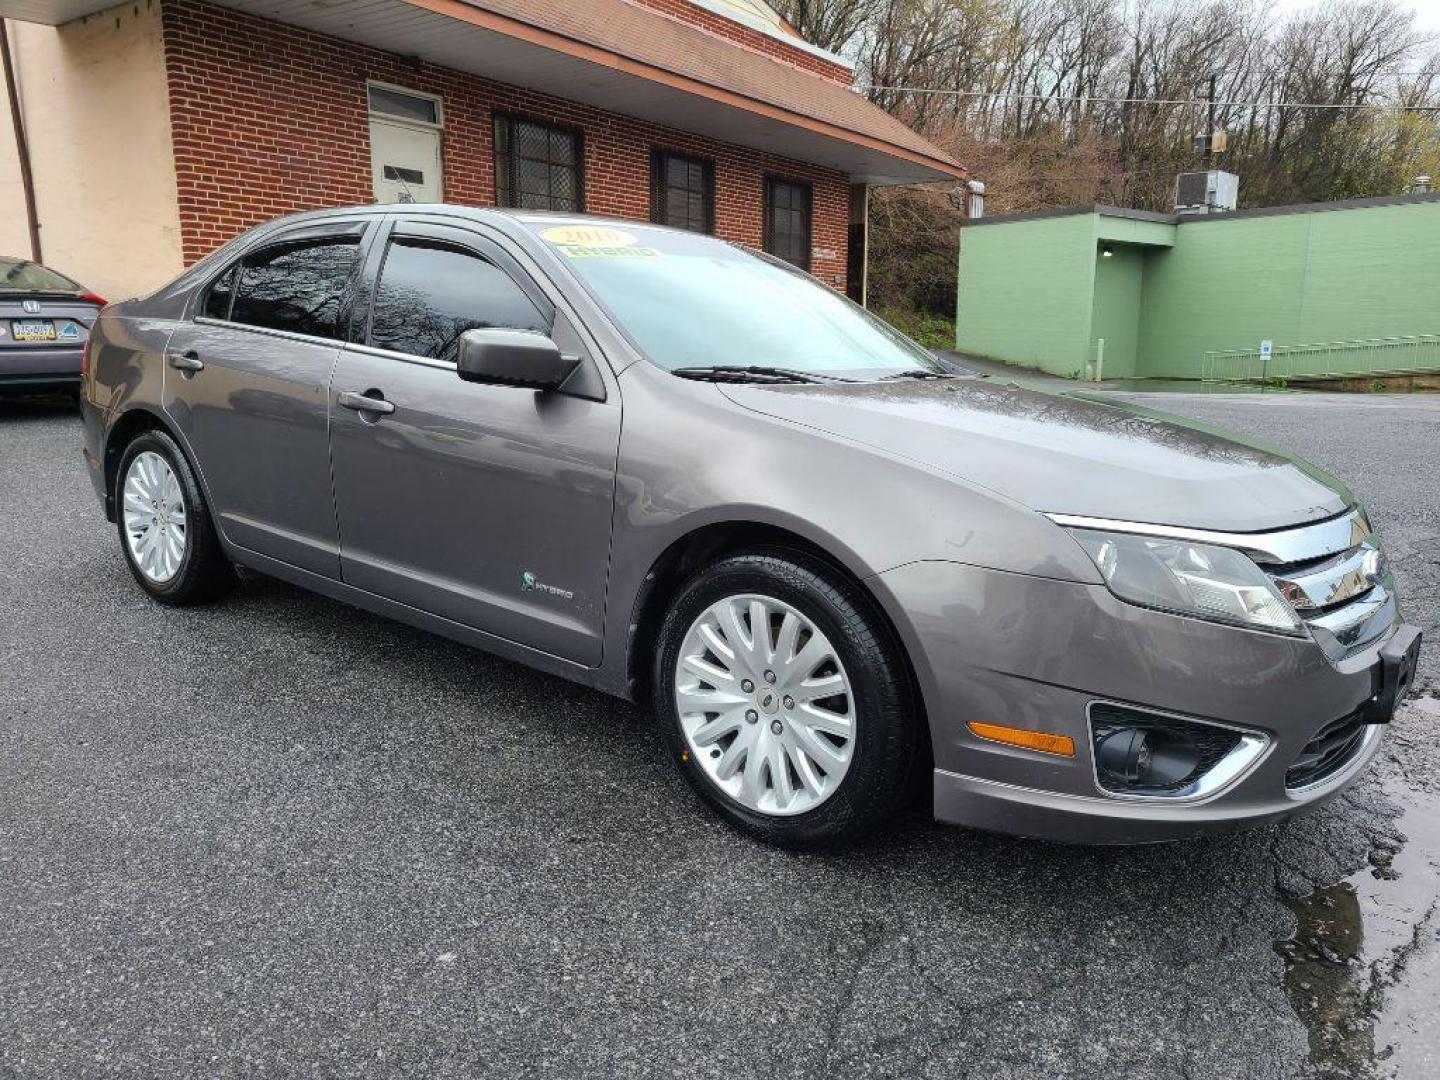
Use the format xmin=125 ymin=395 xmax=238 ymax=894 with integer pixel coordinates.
xmin=369 ymin=119 xmax=442 ymax=204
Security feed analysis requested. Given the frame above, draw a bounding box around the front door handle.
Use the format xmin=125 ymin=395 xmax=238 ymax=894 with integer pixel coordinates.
xmin=337 ymin=389 xmax=396 ymax=415
xmin=167 ymin=350 xmax=204 ymax=372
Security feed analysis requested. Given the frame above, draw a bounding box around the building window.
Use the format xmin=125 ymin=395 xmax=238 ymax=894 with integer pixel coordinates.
xmin=367 ymin=83 xmax=442 ymax=127
xmin=763 ymin=175 xmax=812 ymax=271
xmin=650 ymin=149 xmax=715 ymax=233
xmin=493 ymin=114 xmax=583 ymax=212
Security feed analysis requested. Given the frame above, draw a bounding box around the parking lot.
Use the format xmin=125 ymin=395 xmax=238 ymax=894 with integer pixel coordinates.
xmin=2 ymin=389 xmax=1438 ymax=1079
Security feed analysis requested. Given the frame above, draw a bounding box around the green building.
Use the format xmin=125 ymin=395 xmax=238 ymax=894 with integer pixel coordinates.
xmin=954 ymin=192 xmax=1440 ymax=382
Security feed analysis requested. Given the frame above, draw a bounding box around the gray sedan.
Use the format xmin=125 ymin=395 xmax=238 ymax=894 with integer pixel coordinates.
xmin=79 ymin=206 xmax=1420 ymax=848
xmin=0 ymin=257 xmax=105 ymax=393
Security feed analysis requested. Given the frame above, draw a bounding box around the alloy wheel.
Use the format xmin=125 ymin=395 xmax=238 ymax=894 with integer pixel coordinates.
xmin=122 ymin=451 xmax=188 ymax=584
xmin=674 ymin=592 xmax=856 ymax=816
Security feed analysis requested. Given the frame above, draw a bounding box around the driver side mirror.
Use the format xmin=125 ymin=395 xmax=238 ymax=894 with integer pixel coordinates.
xmin=456 ymin=328 xmax=580 ymax=392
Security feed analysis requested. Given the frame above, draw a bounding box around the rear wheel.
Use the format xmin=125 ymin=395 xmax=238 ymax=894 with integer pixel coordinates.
xmin=116 ymin=429 xmax=235 ymax=605
xmin=654 ymin=550 xmax=920 ymax=849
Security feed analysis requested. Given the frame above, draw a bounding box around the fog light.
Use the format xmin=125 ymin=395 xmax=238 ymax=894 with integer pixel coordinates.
xmin=1090 ymin=703 xmax=1247 ymax=797
xmin=1095 ymin=727 xmax=1199 ymax=790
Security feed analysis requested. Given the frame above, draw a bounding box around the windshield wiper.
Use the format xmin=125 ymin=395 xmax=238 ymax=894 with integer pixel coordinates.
xmin=876 ymin=369 xmax=953 ymax=381
xmin=670 ymin=365 xmax=852 ymax=385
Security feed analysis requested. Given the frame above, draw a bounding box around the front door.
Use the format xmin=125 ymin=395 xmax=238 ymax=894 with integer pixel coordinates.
xmin=328 ymin=222 xmax=621 ymax=665
xmin=369 ymin=119 xmax=442 ymax=204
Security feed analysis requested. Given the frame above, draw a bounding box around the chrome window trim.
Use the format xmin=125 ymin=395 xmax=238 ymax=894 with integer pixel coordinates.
xmin=341 ymin=341 xmax=457 ymax=372
xmin=192 ymin=316 xmax=346 ymax=350
xmin=1046 ymin=507 xmax=1372 ymax=566
xmin=1084 ymin=701 xmax=1272 ymax=804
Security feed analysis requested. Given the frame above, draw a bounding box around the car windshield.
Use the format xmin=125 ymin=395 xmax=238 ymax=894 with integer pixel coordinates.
xmin=0 ymin=258 xmax=83 ymax=294
xmin=526 ymin=221 xmax=943 ymax=380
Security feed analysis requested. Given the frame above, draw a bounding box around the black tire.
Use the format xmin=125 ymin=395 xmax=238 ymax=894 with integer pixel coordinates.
xmin=653 ymin=549 xmax=921 ymax=850
xmin=115 ymin=429 xmax=236 ymax=605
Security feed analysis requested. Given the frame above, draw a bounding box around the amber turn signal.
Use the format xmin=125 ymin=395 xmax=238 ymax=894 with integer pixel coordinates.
xmin=966 ymin=721 xmax=1076 ymax=758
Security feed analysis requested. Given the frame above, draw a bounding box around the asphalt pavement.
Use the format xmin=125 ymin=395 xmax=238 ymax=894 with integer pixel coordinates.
xmin=2 ymin=389 xmax=1438 ymax=1079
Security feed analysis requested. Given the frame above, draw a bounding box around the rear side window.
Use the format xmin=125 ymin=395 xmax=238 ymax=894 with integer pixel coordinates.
xmin=368 ymin=239 xmax=547 ymax=363
xmin=230 ymin=238 xmax=361 ymax=340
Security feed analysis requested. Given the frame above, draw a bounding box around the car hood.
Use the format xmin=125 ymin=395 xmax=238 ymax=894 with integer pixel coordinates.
xmin=719 ymin=378 xmax=1351 ymax=532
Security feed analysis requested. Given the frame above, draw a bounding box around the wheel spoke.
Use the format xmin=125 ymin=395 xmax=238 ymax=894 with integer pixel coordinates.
xmin=739 ymin=737 xmax=768 ymax=804
xmin=800 ymin=704 xmax=854 ymax=738
xmin=785 ymin=736 xmax=825 ymax=796
xmin=793 ymin=672 xmax=846 ymax=704
xmin=679 ymin=653 xmax=735 ymax=689
xmin=768 ymin=740 xmax=795 ymax=808
xmin=791 ymin=722 xmax=849 ymax=775
xmin=676 ymin=686 xmax=746 ymax=716
xmin=690 ymin=711 xmax=744 ymax=746
xmin=715 ymin=734 xmax=749 ymax=781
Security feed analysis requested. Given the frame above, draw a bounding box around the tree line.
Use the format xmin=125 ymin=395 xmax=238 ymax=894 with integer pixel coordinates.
xmin=771 ymin=0 xmax=1440 ymax=335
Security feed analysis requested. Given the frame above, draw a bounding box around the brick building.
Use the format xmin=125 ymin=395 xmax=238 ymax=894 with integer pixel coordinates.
xmin=0 ymin=0 xmax=963 ymax=303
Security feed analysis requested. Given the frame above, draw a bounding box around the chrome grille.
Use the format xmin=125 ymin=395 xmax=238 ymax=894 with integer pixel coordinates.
xmin=1251 ymin=508 xmax=1395 ymax=659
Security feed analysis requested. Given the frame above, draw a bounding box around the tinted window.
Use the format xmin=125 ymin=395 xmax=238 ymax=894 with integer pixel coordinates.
xmin=202 ymin=264 xmax=236 ymax=320
xmin=368 ymin=240 xmax=548 ymax=362
xmin=230 ymin=238 xmax=361 ymax=339
xmin=494 ymin=115 xmax=582 ymax=212
xmin=651 ymin=150 xmax=714 ymax=233
xmin=764 ymin=176 xmax=812 ymax=270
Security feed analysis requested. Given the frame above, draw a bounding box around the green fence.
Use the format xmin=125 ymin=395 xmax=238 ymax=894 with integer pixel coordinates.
xmin=1201 ymin=333 xmax=1440 ymax=383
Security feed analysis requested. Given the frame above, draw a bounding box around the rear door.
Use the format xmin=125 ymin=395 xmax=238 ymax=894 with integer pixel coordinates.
xmin=162 ymin=220 xmax=374 ymax=578
xmin=328 ymin=218 xmax=621 ymax=665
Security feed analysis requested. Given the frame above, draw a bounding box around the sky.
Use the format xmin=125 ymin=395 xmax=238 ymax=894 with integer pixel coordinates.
xmin=1269 ymin=0 xmax=1440 ymax=35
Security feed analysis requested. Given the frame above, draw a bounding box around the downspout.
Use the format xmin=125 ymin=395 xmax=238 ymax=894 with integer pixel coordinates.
xmin=1 ymin=18 xmax=42 ymax=263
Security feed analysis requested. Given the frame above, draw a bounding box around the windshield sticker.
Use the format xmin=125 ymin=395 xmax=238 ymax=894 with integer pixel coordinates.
xmin=557 ymin=245 xmax=660 ymax=260
xmin=541 ymin=225 xmax=638 ymax=248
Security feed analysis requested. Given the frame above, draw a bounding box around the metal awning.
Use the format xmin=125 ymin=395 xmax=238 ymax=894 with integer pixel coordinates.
xmin=1 ymin=0 xmax=962 ymax=185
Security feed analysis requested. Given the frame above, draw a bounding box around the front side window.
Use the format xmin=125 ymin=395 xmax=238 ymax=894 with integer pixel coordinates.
xmin=651 ymin=150 xmax=714 ymax=233
xmin=202 ymin=264 xmax=236 ymax=320
xmin=368 ymin=239 xmax=548 ymax=363
xmin=230 ymin=238 xmax=361 ymax=339
xmin=493 ymin=115 xmax=582 ymax=212
xmin=763 ymin=176 xmax=812 ymax=270
xmin=530 ymin=222 xmax=938 ymax=380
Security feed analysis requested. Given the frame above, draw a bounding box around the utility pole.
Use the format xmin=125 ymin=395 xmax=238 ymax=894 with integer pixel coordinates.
xmin=1 ymin=19 xmax=41 ymax=263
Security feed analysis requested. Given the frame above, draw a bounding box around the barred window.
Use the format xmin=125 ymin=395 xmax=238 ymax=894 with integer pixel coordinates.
xmin=493 ymin=114 xmax=583 ymax=212
xmin=763 ymin=175 xmax=812 ymax=271
xmin=650 ymin=149 xmax=715 ymax=233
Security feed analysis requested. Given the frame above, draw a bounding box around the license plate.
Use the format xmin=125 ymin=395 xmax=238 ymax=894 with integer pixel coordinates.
xmin=12 ymin=320 xmax=56 ymax=342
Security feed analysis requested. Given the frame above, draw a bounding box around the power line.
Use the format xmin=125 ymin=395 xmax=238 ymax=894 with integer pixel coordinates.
xmin=855 ymin=85 xmax=1440 ymax=112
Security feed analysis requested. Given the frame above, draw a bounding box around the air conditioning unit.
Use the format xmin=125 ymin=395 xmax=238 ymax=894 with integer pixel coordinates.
xmin=1175 ymin=170 xmax=1239 ymax=215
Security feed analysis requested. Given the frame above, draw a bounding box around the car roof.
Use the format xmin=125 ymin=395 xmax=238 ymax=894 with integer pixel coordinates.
xmin=269 ymin=204 xmax=706 ymax=243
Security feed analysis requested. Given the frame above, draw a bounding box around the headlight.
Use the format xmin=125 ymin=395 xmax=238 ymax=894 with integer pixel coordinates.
xmin=1066 ymin=528 xmax=1304 ymax=635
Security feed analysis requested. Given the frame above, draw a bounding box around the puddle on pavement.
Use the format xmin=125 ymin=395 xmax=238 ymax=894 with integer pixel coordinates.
xmin=1275 ymin=698 xmax=1440 ymax=1079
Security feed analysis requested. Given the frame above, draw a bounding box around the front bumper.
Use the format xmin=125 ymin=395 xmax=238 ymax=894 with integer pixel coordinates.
xmin=874 ymin=560 xmax=1419 ymax=844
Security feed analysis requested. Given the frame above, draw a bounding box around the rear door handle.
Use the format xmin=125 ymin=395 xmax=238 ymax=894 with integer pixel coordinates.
xmin=167 ymin=350 xmax=204 ymax=372
xmin=337 ymin=390 xmax=396 ymax=415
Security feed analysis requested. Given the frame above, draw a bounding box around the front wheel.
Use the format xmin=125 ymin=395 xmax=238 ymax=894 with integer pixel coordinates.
xmin=653 ymin=551 xmax=921 ymax=849
xmin=116 ymin=429 xmax=235 ymax=605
